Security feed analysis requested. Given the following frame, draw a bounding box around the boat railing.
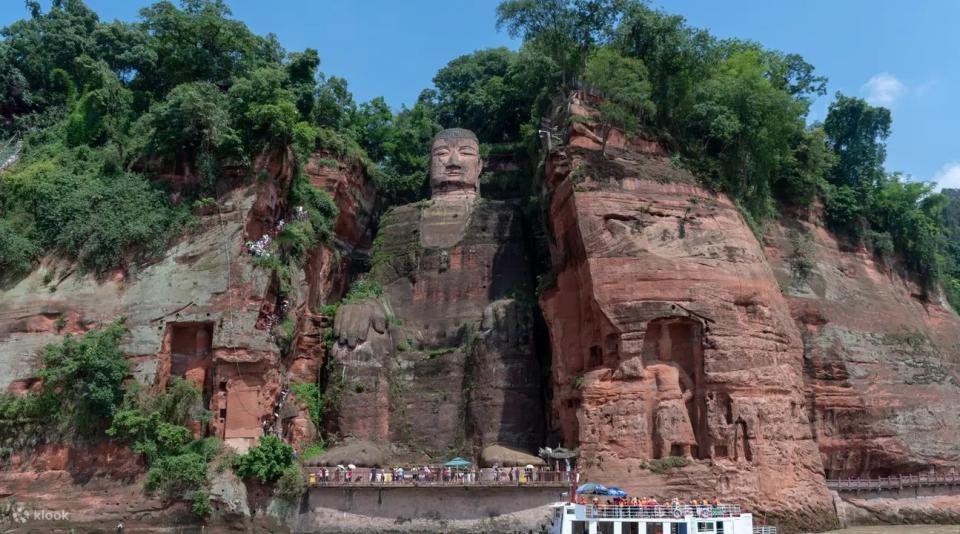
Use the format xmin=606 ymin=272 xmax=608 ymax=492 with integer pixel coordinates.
xmin=584 ymin=504 xmax=741 ymax=520
xmin=753 ymin=527 xmax=777 ymax=534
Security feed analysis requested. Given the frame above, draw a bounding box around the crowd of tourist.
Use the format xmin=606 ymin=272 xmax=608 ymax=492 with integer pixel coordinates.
xmin=307 ymin=465 xmax=569 ymax=486
xmin=578 ymin=495 xmax=737 ymax=519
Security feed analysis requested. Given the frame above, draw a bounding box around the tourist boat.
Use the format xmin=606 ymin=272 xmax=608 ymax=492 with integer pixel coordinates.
xmin=549 ymin=502 xmax=776 ymax=534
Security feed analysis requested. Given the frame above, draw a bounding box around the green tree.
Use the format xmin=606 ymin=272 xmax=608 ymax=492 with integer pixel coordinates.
xmin=143 ymin=81 xmax=241 ymax=185
xmin=433 ymin=48 xmax=527 ymax=142
xmin=823 ymin=94 xmax=892 ymax=194
xmin=134 ymin=0 xmax=275 ymax=98
xmin=0 ymin=0 xmax=99 ymax=107
xmin=354 ymin=96 xmax=394 ymax=162
xmin=679 ymin=48 xmax=808 ymax=219
xmin=376 ymin=92 xmax=442 ymax=206
xmin=228 ymin=66 xmax=300 ymax=151
xmin=314 ymin=75 xmax=355 ymax=130
xmin=867 ymin=175 xmax=945 ymax=285
xmin=582 ymin=46 xmax=654 ymax=153
xmin=37 ymin=319 xmax=129 ymax=432
xmin=773 ymin=126 xmax=835 ymax=207
xmin=286 ymin=48 xmax=320 ymax=118
xmin=496 ymin=0 xmax=622 ymax=83
xmin=233 ymin=435 xmax=295 ymax=483
xmin=614 ymin=2 xmax=714 ymax=133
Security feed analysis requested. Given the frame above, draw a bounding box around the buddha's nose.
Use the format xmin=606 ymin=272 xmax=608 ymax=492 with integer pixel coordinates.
xmin=447 ymin=150 xmax=461 ymax=165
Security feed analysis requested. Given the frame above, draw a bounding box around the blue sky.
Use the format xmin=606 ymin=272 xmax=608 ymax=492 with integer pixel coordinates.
xmin=3 ymin=1 xmax=958 ymax=189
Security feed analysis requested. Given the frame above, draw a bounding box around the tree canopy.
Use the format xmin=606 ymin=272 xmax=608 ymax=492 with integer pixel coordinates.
xmin=1 ymin=0 xmax=958 ymax=308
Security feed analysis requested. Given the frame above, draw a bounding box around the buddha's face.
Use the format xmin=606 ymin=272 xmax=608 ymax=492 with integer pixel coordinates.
xmin=430 ymin=135 xmax=482 ymax=198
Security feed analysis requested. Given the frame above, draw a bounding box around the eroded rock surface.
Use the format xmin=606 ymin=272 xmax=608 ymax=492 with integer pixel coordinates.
xmin=765 ymin=219 xmax=960 ymax=478
xmin=538 ymin=98 xmax=836 ymax=530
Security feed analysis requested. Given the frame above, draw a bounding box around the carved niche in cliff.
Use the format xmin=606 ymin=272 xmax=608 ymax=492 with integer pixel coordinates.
xmin=640 ymin=317 xmax=703 ymax=459
xmin=636 ymin=316 xmax=752 ymax=463
xmin=156 ymin=320 xmax=279 ymax=451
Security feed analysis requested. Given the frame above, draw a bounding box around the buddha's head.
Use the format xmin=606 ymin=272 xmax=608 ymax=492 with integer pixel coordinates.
xmin=430 ymin=128 xmax=482 ymax=199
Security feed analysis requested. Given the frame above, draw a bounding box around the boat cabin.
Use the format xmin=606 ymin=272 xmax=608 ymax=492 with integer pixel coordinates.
xmin=550 ymin=503 xmax=770 ymax=534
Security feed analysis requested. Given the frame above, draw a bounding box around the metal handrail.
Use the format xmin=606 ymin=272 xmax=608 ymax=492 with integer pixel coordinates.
xmin=826 ymin=473 xmax=960 ymax=490
xmin=583 ymin=504 xmax=741 ymax=520
xmin=0 ymin=136 xmax=22 ymax=173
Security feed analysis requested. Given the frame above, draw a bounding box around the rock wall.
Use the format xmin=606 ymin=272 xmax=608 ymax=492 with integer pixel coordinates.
xmin=765 ymin=218 xmax=960 ymax=478
xmin=0 ymin=146 xmax=376 ymax=487
xmin=538 ymin=97 xmax=836 ymax=530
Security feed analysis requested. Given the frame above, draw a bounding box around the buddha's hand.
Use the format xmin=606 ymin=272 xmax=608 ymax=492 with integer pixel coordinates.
xmin=333 ymin=298 xmax=388 ymax=348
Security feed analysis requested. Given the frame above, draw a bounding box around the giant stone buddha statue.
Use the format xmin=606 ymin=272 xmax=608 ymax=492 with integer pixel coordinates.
xmin=328 ymin=127 xmax=544 ymax=461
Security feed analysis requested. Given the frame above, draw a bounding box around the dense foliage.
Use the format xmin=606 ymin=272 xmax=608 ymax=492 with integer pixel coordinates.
xmin=233 ymin=435 xmax=295 ymax=483
xmin=0 ymin=319 xmax=128 ymax=434
xmin=0 ymin=322 xmax=216 ymax=516
xmin=2 ymin=0 xmax=959 ymax=302
xmin=0 ymin=0 xmax=339 ymax=280
xmin=492 ymin=0 xmax=959 ymax=299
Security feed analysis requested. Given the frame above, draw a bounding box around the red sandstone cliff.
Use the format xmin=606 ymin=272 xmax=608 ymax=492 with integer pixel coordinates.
xmin=538 ymin=96 xmax=836 ymax=530
xmin=0 ymin=147 xmax=377 ymax=520
xmin=765 ymin=217 xmax=960 ymax=478
xmin=2 ymin=96 xmax=960 ymax=532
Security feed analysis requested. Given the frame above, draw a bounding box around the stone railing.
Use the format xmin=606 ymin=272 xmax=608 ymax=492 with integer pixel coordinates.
xmin=827 ymin=473 xmax=960 ymax=491
xmin=304 ymin=467 xmax=572 ymax=488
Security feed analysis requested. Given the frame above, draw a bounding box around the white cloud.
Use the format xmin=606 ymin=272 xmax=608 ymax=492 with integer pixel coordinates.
xmin=861 ymin=73 xmax=905 ymax=106
xmin=933 ymin=162 xmax=960 ymax=191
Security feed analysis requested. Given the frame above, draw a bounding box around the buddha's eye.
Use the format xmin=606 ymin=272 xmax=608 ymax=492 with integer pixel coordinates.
xmin=434 ymin=149 xmax=450 ymax=157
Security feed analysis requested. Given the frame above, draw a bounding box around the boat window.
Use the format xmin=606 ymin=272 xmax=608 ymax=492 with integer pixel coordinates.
xmin=696 ymin=522 xmax=715 ymax=533
xmin=572 ymin=521 xmax=587 ymax=534
xmin=716 ymin=522 xmax=725 ymax=534
xmin=670 ymin=524 xmax=688 ymax=534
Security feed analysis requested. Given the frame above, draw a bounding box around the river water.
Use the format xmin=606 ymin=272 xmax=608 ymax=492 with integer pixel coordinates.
xmin=824 ymin=527 xmax=960 ymax=534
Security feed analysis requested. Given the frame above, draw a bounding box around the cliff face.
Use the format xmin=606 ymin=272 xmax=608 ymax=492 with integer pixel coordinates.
xmin=0 ymin=147 xmax=375 ymax=486
xmin=2 ymin=96 xmax=960 ymax=531
xmin=765 ymin=219 xmax=960 ymax=478
xmin=538 ymin=98 xmax=835 ymax=529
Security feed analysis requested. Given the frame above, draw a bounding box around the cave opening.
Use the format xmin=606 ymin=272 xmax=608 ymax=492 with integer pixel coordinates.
xmin=166 ymin=321 xmax=215 ymax=402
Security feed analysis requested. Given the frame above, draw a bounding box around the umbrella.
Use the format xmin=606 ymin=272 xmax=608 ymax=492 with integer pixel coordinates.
xmin=606 ymin=486 xmax=628 ymax=498
xmin=347 ymin=464 xmax=356 ymax=470
xmin=525 ymin=464 xmax=535 ymax=469
xmin=576 ymin=483 xmax=609 ymax=495
xmin=443 ymin=457 xmax=472 ymax=468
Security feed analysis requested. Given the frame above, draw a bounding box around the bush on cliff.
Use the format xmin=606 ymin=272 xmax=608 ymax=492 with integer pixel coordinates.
xmin=108 ymin=378 xmax=207 ymax=459
xmin=290 ymin=382 xmax=326 ymax=431
xmin=233 ymin=435 xmax=295 ymax=484
xmin=37 ymin=319 xmax=129 ymax=433
xmin=275 ymin=464 xmax=307 ymax=500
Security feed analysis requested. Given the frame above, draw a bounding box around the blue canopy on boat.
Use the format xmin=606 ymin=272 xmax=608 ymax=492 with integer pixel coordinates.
xmin=576 ymin=483 xmax=609 ymax=495
xmin=606 ymin=486 xmax=628 ymax=498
